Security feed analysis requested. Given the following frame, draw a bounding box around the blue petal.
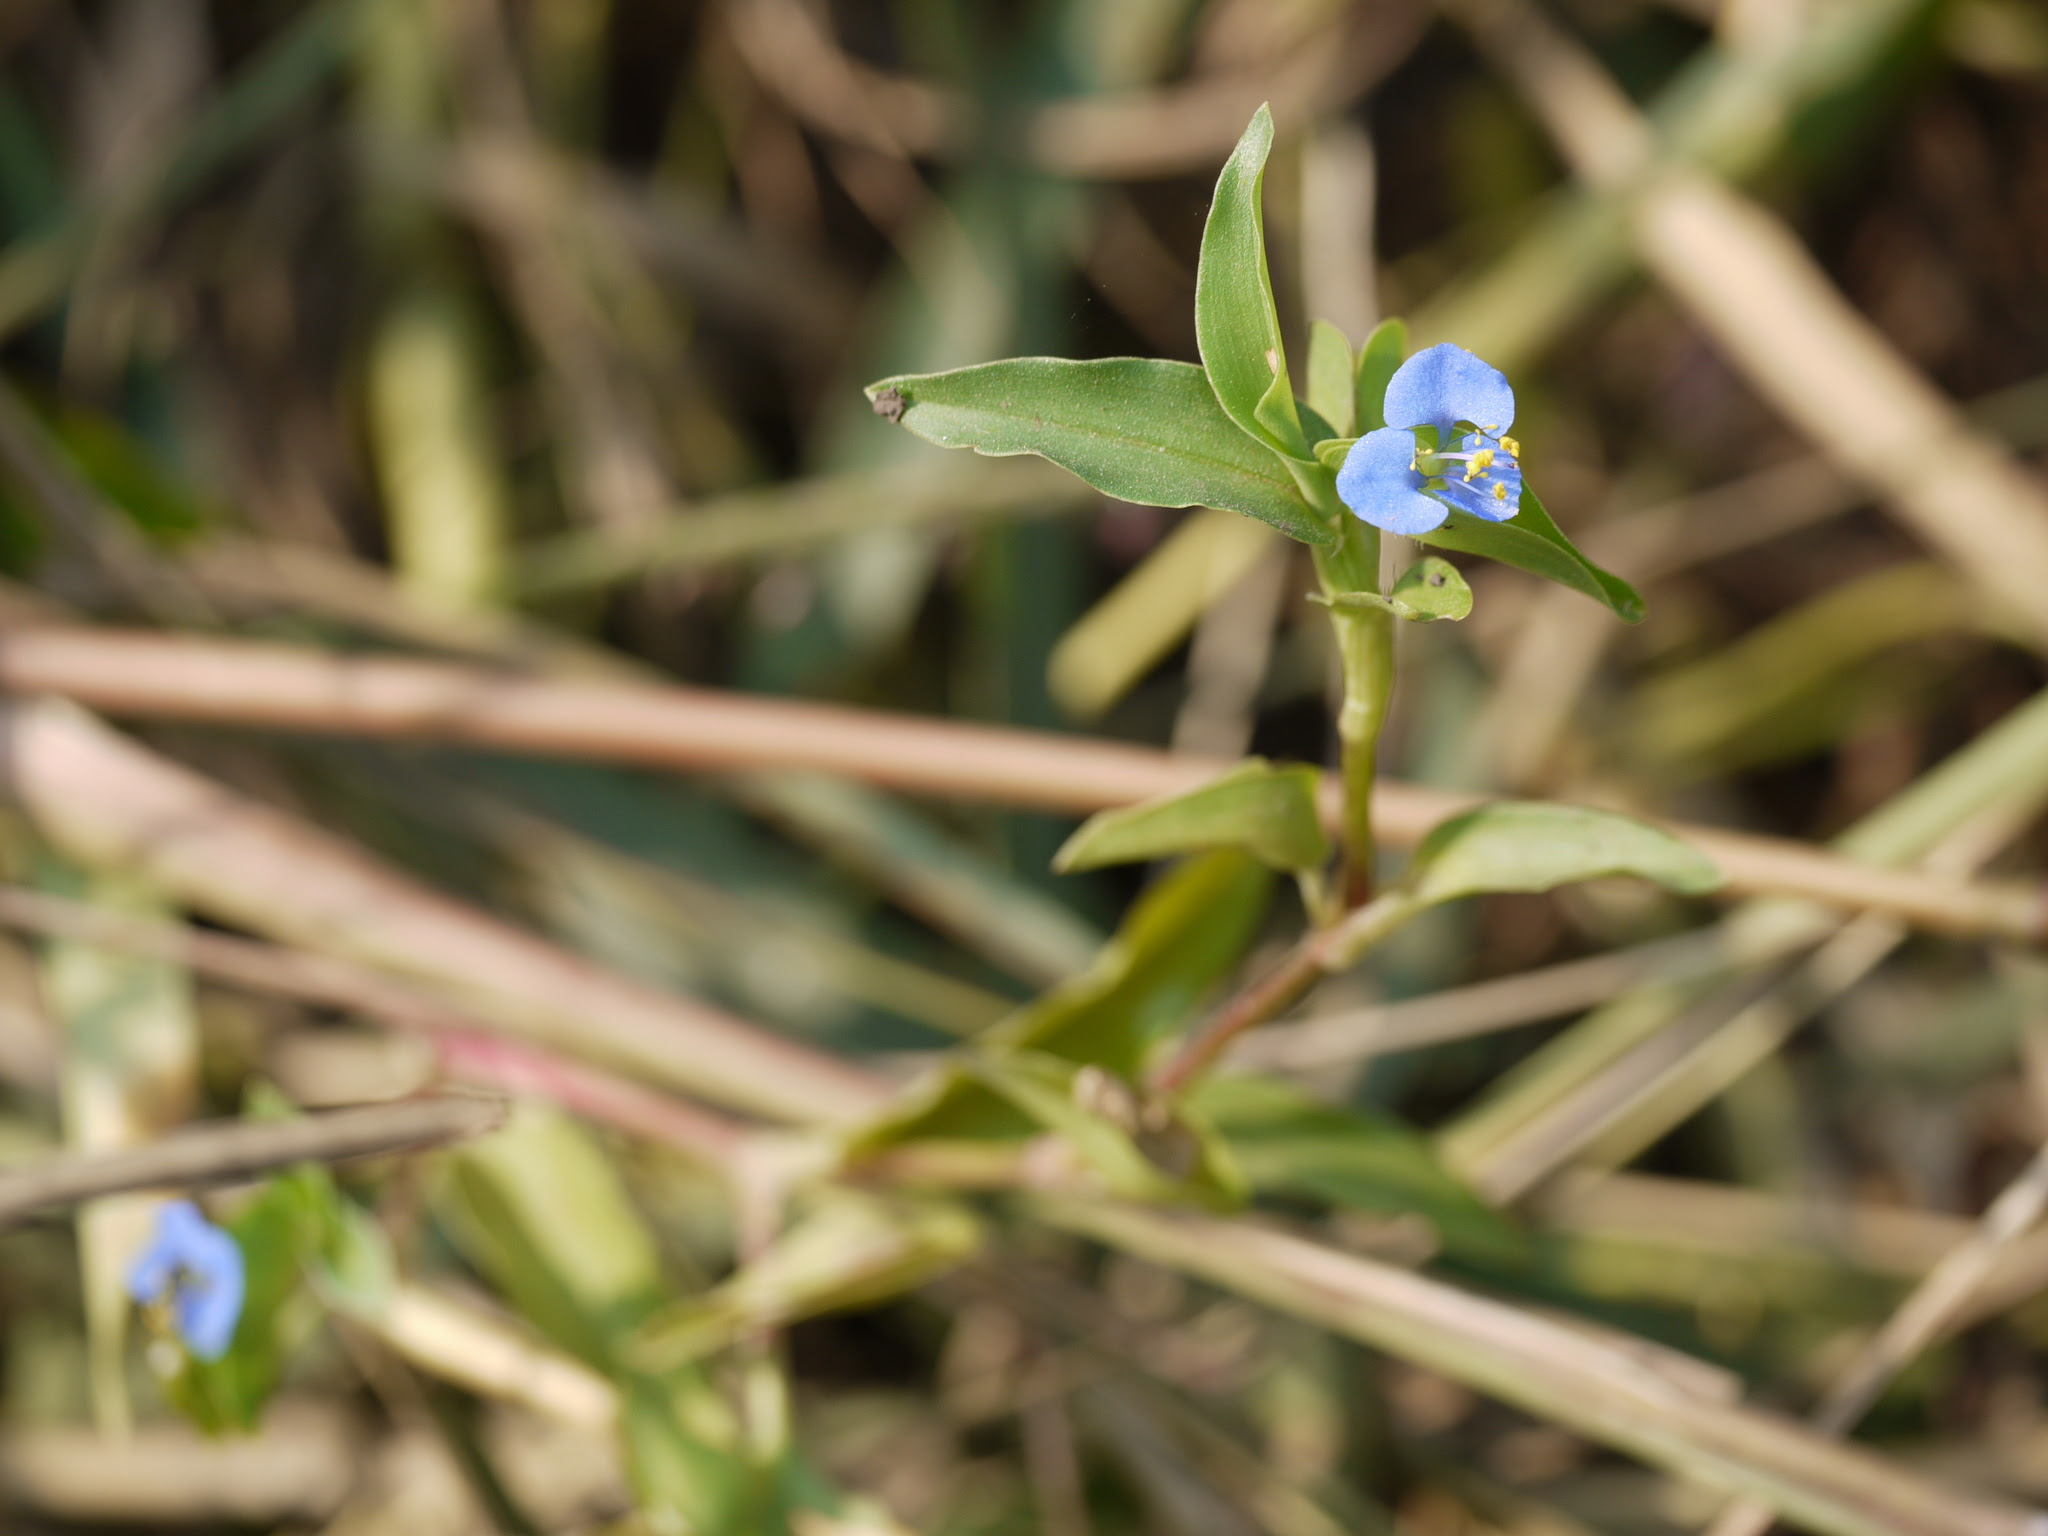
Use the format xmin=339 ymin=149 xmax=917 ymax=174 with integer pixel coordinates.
xmin=129 ymin=1201 xmax=203 ymax=1304
xmin=175 ymin=1224 xmax=245 ymax=1360
xmin=1383 ymin=343 xmax=1515 ymax=438
xmin=1336 ymin=428 xmax=1447 ymax=535
xmin=128 ymin=1200 xmax=245 ymax=1361
xmin=127 ymin=1245 xmax=175 ymax=1306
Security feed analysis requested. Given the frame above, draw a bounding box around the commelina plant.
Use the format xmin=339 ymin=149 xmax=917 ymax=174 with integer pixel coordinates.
xmin=866 ymin=104 xmax=1720 ymax=1102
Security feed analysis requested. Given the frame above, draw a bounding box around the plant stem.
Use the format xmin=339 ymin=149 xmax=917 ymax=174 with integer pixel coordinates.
xmin=1150 ymin=891 xmax=1418 ymax=1096
xmin=1312 ymin=514 xmax=1394 ymax=905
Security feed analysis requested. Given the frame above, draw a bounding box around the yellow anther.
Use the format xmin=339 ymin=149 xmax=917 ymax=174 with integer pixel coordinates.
xmin=1461 ymin=448 xmax=1496 ymax=481
xmin=1492 ymin=482 xmax=1509 ymax=501
xmin=1499 ymin=435 xmax=1520 ymax=458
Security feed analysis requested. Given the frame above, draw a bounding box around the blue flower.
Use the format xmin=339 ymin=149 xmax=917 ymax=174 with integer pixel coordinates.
xmin=128 ymin=1200 xmax=244 ymax=1362
xmin=1336 ymin=343 xmax=1524 ymax=535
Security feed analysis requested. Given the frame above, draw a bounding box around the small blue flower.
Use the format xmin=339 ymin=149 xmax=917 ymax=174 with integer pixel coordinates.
xmin=1336 ymin=343 xmax=1524 ymax=535
xmin=128 ymin=1200 xmax=244 ymax=1362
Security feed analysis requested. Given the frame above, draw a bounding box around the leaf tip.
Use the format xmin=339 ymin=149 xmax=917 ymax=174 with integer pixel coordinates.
xmin=865 ymin=380 xmax=908 ymax=423
xmin=1669 ymin=849 xmax=1727 ymax=895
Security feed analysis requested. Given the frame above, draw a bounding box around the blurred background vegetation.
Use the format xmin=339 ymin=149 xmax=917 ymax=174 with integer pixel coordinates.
xmin=2 ymin=0 xmax=2048 ymax=1532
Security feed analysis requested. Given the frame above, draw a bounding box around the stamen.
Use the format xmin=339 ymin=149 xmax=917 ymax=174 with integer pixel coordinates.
xmin=1499 ymin=435 xmax=1520 ymax=458
xmin=1492 ymin=483 xmax=1510 ymax=501
xmin=1461 ymin=449 xmax=1496 ymax=482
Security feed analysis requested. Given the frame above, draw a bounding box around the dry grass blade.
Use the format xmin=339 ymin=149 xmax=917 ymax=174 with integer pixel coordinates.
xmin=0 ymin=1094 xmax=505 ymax=1227
xmin=0 ymin=697 xmax=891 ymax=1125
xmin=1704 ymin=1140 xmax=2048 ymax=1536
xmin=1537 ymin=1170 xmax=2048 ymax=1298
xmin=0 ymin=884 xmax=749 ymax=1165
xmin=365 ymin=1283 xmax=620 ymax=1429
xmin=1636 ymin=172 xmax=2048 ymax=651
xmin=1035 ymin=1200 xmax=2048 ymax=1536
xmin=1446 ymin=0 xmax=2048 ymax=650
xmin=0 ymin=629 xmax=2036 ymax=943
xmin=0 ymin=1399 xmax=362 ymax=1526
xmin=724 ymin=0 xmax=1427 ymax=177
xmin=512 ymin=458 xmax=1088 ymax=596
xmin=0 ymin=381 xmax=213 ymax=623
xmin=1414 ymin=0 xmax=1929 ymax=368
xmin=0 ymin=0 xmax=364 ymax=347
xmin=1232 ymin=930 xmax=1733 ymax=1071
xmin=1455 ymin=704 xmax=2048 ymax=1200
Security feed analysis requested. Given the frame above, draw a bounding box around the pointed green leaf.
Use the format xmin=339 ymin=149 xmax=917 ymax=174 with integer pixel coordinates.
xmin=1054 ymin=759 xmax=1330 ymax=874
xmin=631 ymin=1193 xmax=981 ymax=1372
xmin=1196 ymin=104 xmax=1306 ymax=459
xmin=1404 ymin=801 xmax=1723 ymax=908
xmin=980 ymin=849 xmax=1272 ymax=1071
xmin=865 ymin=357 xmax=1332 ymax=545
xmin=1414 ymin=483 xmax=1644 ymax=621
xmin=1307 ymin=321 xmax=1356 ymax=437
xmin=1355 ymin=317 xmax=1407 ymax=433
xmin=436 ymin=1104 xmax=667 ymax=1366
xmin=844 ymin=852 xmax=1273 ymax=1155
xmin=993 ymin=850 xmax=1272 ymax=1070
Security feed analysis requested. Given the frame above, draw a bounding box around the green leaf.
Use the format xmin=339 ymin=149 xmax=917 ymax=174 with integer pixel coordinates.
xmin=1255 ymin=367 xmax=1305 ymax=452
xmin=1306 ymin=321 xmax=1356 ymax=437
xmin=435 ymin=1104 xmax=668 ymax=1366
xmin=1403 ymin=801 xmax=1724 ymax=908
xmin=302 ymin=1192 xmax=396 ymax=1317
xmin=1053 ymin=758 xmax=1330 ymax=874
xmin=436 ymin=1105 xmax=763 ymax=1533
xmin=992 ymin=849 xmax=1272 ymax=1070
xmin=620 ymin=1379 xmax=754 ymax=1536
xmin=1414 ymin=483 xmax=1644 ymax=622
xmin=1355 ymin=317 xmax=1407 ymax=433
xmin=1192 ymin=1076 xmax=1522 ymax=1263
xmin=1388 ymin=556 xmax=1473 ymax=620
xmin=865 ymin=357 xmax=1332 ymax=546
xmin=845 ymin=852 xmax=1273 ymax=1153
xmin=631 ymin=1192 xmax=982 ymax=1372
xmin=1320 ymin=556 xmax=1472 ymax=623
xmin=1314 ymin=436 xmax=1357 ymax=472
xmin=1297 ymin=398 xmax=1341 ymax=448
xmin=1196 ymin=104 xmax=1306 ymax=460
